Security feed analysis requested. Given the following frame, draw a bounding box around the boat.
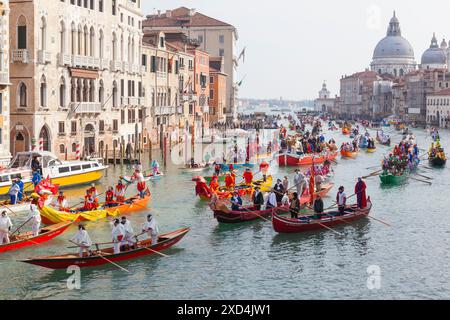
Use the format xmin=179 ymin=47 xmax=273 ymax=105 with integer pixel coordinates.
xmin=379 ymin=171 xmax=408 ymax=185
xmin=272 ymin=199 xmax=372 ymax=233
xmin=20 ymin=228 xmax=190 ymax=270
xmin=39 ymin=205 xmax=113 ymax=225
xmin=429 ymin=156 xmax=446 ymax=167
xmin=366 ymin=147 xmax=377 ymax=153
xmin=102 ymin=193 xmax=151 ymax=215
xmin=428 ymin=145 xmax=447 ymax=167
xmin=0 ymin=151 xmax=107 ymax=196
xmin=376 ymin=131 xmax=391 ymax=146
xmin=340 ymin=149 xmax=358 ymax=159
xmin=211 ymin=184 xmax=334 ymax=224
xmin=179 ymin=162 xmax=212 ymax=173
xmin=219 ymin=163 xmax=255 ymax=170
xmin=122 ymin=172 xmax=164 ymax=183
xmin=0 ymin=221 xmax=72 ymax=253
xmin=0 ymin=196 xmax=52 ymax=215
xmin=342 ymin=128 xmax=350 ymax=135
xmin=204 ymin=175 xmax=226 ymax=184
xmin=278 ymin=152 xmax=338 ymax=166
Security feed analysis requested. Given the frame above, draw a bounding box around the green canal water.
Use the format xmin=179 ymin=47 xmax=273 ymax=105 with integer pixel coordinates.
xmin=1 ymin=125 xmax=450 ymax=300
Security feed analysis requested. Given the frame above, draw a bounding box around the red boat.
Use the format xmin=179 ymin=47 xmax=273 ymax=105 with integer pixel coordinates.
xmin=278 ymin=152 xmax=338 ymax=166
xmin=212 ymin=184 xmax=334 ymax=224
xmin=0 ymin=221 xmax=72 ymax=253
xmin=20 ymin=228 xmax=190 ymax=270
xmin=272 ymin=199 xmax=372 ymax=233
xmin=340 ymin=149 xmax=358 ymax=159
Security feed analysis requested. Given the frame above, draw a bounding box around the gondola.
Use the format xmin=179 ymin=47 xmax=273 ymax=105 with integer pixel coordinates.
xmin=272 ymin=199 xmax=372 ymax=233
xmin=20 ymin=228 xmax=190 ymax=270
xmin=0 ymin=221 xmax=72 ymax=253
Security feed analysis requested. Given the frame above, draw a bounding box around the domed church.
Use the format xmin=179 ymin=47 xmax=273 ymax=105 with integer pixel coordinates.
xmin=420 ymin=33 xmax=447 ymax=70
xmin=370 ymin=12 xmax=417 ymax=77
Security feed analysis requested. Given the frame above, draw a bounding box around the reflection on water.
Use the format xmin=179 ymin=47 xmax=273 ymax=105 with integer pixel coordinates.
xmin=1 ymin=126 xmax=450 ymax=299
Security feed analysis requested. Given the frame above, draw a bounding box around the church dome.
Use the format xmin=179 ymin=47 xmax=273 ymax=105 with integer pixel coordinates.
xmin=421 ymin=33 xmax=447 ymax=67
xmin=372 ymin=13 xmax=415 ymax=60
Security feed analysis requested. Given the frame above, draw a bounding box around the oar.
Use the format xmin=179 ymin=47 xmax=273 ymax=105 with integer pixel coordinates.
xmin=367 ymin=215 xmax=391 ymax=227
xmin=414 ymin=173 xmax=433 ymax=180
xmin=222 ymin=198 xmax=271 ymax=222
xmin=409 ymin=176 xmax=432 ymax=185
xmin=362 ymin=170 xmax=383 ymax=179
xmin=304 ymin=204 xmax=358 ymax=229
xmin=10 ymin=217 xmax=33 ymax=236
xmin=69 ymin=239 xmax=130 ymax=273
xmin=0 ymin=202 xmax=18 ymax=217
xmin=140 ymin=246 xmax=169 ymax=257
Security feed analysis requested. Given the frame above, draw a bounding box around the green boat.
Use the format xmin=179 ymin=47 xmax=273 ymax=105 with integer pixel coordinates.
xmin=379 ymin=171 xmax=408 ymax=185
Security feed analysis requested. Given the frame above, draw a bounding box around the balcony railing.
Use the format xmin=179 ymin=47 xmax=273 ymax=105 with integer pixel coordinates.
xmin=153 ymin=106 xmax=175 ymax=116
xmin=12 ymin=49 xmax=29 ymax=63
xmin=58 ymin=53 xmax=72 ymax=67
xmin=141 ymin=66 xmax=147 ymax=74
xmin=129 ymin=97 xmax=138 ymax=106
xmin=111 ymin=60 xmax=122 ymax=72
xmin=37 ymin=50 xmax=52 ymax=64
xmin=0 ymin=72 xmax=9 ymax=86
xmin=72 ymin=55 xmax=100 ymax=69
xmin=131 ymin=64 xmax=140 ymax=74
xmin=70 ymin=102 xmax=102 ymax=114
xmin=202 ymin=105 xmax=210 ymax=114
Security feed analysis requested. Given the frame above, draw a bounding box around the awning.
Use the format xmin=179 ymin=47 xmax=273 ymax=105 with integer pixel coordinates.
xmin=70 ymin=68 xmax=99 ymax=79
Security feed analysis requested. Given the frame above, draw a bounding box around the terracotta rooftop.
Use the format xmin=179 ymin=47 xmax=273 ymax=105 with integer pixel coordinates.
xmin=144 ymin=7 xmax=233 ymax=28
xmin=430 ymin=88 xmax=450 ymax=96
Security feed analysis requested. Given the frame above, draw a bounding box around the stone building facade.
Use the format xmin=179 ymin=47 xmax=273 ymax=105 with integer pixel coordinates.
xmin=0 ymin=0 xmax=11 ymax=166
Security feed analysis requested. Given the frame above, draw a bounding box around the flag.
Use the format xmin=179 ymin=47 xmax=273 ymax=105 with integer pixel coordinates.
xmin=238 ymin=47 xmax=246 ymax=63
xmin=35 ymin=176 xmax=59 ymax=196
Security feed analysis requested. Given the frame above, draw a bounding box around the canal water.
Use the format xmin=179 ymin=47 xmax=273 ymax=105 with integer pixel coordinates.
xmin=1 ymin=125 xmax=450 ymax=300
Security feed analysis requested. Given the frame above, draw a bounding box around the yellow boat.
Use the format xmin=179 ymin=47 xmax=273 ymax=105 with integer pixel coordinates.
xmin=252 ymin=175 xmax=273 ymax=192
xmin=366 ymin=148 xmax=377 ymax=153
xmin=39 ymin=205 xmax=119 ymax=225
xmin=0 ymin=151 xmax=108 ymax=196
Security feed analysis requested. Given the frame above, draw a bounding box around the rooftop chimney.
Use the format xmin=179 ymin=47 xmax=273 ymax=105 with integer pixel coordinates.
xmin=166 ymin=10 xmax=172 ymax=17
xmin=189 ymin=8 xmax=196 ymax=16
xmin=157 ymin=10 xmax=161 ymax=17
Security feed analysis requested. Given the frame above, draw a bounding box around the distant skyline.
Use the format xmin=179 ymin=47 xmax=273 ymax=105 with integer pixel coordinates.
xmin=143 ymin=0 xmax=450 ymax=100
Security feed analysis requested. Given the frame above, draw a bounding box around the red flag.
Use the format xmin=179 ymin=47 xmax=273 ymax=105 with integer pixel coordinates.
xmin=35 ymin=176 xmax=59 ymax=195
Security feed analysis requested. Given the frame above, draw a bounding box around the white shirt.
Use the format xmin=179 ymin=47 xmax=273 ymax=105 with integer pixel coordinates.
xmin=112 ymin=224 xmax=126 ymax=242
xmin=0 ymin=215 xmax=13 ymax=233
xmin=267 ymin=192 xmax=277 ymax=207
xmin=71 ymin=229 xmax=92 ymax=247
xmin=27 ymin=204 xmax=41 ymax=223
xmin=142 ymin=218 xmax=159 ymax=236
xmin=281 ymin=194 xmax=290 ymax=206
xmin=122 ymin=220 xmax=134 ymax=237
xmin=337 ymin=192 xmax=347 ymax=205
xmin=52 ymin=197 xmax=68 ymax=209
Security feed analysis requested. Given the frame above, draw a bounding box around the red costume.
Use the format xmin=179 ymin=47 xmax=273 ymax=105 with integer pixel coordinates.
xmin=209 ymin=177 xmax=219 ymax=191
xmin=243 ymin=171 xmax=253 ymax=185
xmin=105 ymin=190 xmax=115 ymax=204
xmin=225 ymin=175 xmax=234 ymax=189
xmin=355 ymin=180 xmax=367 ymax=208
xmin=196 ymin=181 xmax=212 ymax=198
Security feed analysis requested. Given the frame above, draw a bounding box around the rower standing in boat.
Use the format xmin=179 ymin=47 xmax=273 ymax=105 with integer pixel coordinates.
xmin=266 ymin=189 xmax=277 ymax=209
xmin=336 ymin=186 xmax=347 ymax=216
xmin=313 ymin=195 xmax=324 ymax=219
xmin=260 ymin=161 xmax=269 ymax=182
xmin=115 ymin=180 xmax=126 ymax=203
xmin=289 ymin=193 xmax=300 ymax=218
xmin=112 ymin=218 xmax=126 ymax=254
xmin=252 ymin=187 xmax=264 ymax=210
xmin=105 ymin=187 xmax=115 ymax=207
xmin=52 ymin=191 xmax=69 ymax=212
xmin=142 ymin=214 xmax=159 ymax=245
xmin=243 ymin=168 xmax=253 ymax=186
xmin=151 ymin=159 xmax=160 ymax=177
xmin=71 ymin=224 xmax=92 ymax=257
xmin=0 ymin=211 xmax=12 ymax=244
xmin=274 ymin=179 xmax=285 ymax=203
xmin=281 ymin=191 xmax=290 ymax=206
xmin=225 ymin=172 xmax=235 ymax=190
xmin=355 ymin=178 xmax=367 ymax=209
xmin=8 ymin=180 xmax=20 ymax=205
xmin=230 ymin=192 xmax=243 ymax=211
xmin=32 ymin=169 xmax=42 ymax=187
xmin=121 ymin=217 xmax=135 ymax=249
xmin=83 ymin=190 xmax=95 ymax=211
xmin=294 ymin=169 xmax=306 ymax=200
xmin=17 ymin=177 xmax=24 ymax=202
xmin=88 ymin=184 xmax=99 ymax=208
xmin=132 ymin=169 xmax=146 ymax=199
xmin=282 ymin=176 xmax=289 ymax=191
xmin=28 ymin=199 xmax=41 ymax=237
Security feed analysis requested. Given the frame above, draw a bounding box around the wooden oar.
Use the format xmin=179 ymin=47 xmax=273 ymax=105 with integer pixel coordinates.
xmin=10 ymin=217 xmax=33 ymax=236
xmin=367 ymin=215 xmax=391 ymax=227
xmin=409 ymin=176 xmax=432 ymax=185
xmin=140 ymin=246 xmax=169 ymax=257
xmin=362 ymin=170 xmax=383 ymax=179
xmin=414 ymin=173 xmax=433 ymax=180
xmin=96 ymin=253 xmax=130 ymax=273
xmin=0 ymin=202 xmax=18 ymax=217
xmin=223 ymin=199 xmax=270 ymax=222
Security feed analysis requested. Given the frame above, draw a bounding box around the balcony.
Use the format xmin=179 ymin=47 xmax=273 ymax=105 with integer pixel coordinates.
xmin=189 ymin=94 xmax=198 ymax=102
xmin=12 ymin=49 xmax=29 ymax=63
xmin=122 ymin=62 xmax=129 ymax=73
xmin=202 ymin=105 xmax=210 ymax=114
xmin=153 ymin=106 xmax=175 ymax=116
xmin=0 ymin=72 xmax=9 ymax=86
xmin=70 ymin=102 xmax=102 ymax=114
xmin=157 ymin=71 xmax=167 ymax=79
xmin=72 ymin=55 xmax=99 ymax=69
xmin=37 ymin=50 xmax=52 ymax=64
xmin=100 ymin=58 xmax=109 ymax=70
xmin=111 ymin=60 xmax=122 ymax=72
xmin=131 ymin=64 xmax=140 ymax=74
xmin=129 ymin=97 xmax=138 ymax=106
xmin=58 ymin=53 xmax=72 ymax=67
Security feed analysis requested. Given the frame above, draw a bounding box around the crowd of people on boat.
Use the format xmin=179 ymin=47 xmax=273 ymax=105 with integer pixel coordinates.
xmin=382 ymin=137 xmax=420 ymax=175
xmin=429 ymin=141 xmax=446 ymax=161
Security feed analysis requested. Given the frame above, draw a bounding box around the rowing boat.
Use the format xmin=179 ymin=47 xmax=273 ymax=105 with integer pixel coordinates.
xmin=272 ymin=199 xmax=372 ymax=233
xmin=429 ymin=156 xmax=446 ymax=167
xmin=366 ymin=147 xmax=377 ymax=153
xmin=0 ymin=221 xmax=72 ymax=253
xmin=379 ymin=171 xmax=408 ymax=185
xmin=122 ymin=172 xmax=164 ymax=183
xmin=277 ymin=152 xmax=338 ymax=166
xmin=0 ymin=196 xmax=52 ymax=215
xmin=212 ymin=184 xmax=334 ymax=224
xmin=340 ymin=149 xmax=358 ymax=158
xmin=20 ymin=228 xmax=190 ymax=270
xmin=219 ymin=163 xmax=255 ymax=170
xmin=199 ymin=176 xmax=273 ymax=200
xmin=342 ymin=128 xmax=350 ymax=135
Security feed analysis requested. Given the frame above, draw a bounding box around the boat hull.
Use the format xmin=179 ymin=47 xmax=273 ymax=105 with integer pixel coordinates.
xmin=379 ymin=172 xmax=407 ymax=185
xmin=366 ymin=148 xmax=377 ymax=153
xmin=278 ymin=152 xmax=338 ymax=166
xmin=272 ymin=202 xmax=372 ymax=233
xmin=21 ymin=228 xmax=190 ymax=269
xmin=0 ymin=221 xmax=72 ymax=253
xmin=429 ymin=157 xmax=446 ymax=167
xmin=340 ymin=150 xmax=358 ymax=158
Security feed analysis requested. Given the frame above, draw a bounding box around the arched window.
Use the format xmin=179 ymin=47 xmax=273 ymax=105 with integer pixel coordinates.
xmin=59 ymin=77 xmax=66 ymax=108
xmin=131 ymin=38 xmax=135 ymax=64
xmin=60 ymin=21 xmax=66 ymax=54
xmin=77 ymin=25 xmax=82 ymax=55
xmin=112 ymin=32 xmax=117 ymax=61
xmin=89 ymin=27 xmax=95 ymax=57
xmin=112 ymin=81 xmax=118 ymax=107
xmin=40 ymin=76 xmax=47 ymax=108
xmin=18 ymin=82 xmax=27 ymax=107
xmin=83 ymin=25 xmax=89 ymax=56
xmin=40 ymin=17 xmax=47 ymax=51
xmin=72 ymin=143 xmax=77 ymax=152
xmin=98 ymin=29 xmax=104 ymax=58
xmin=17 ymin=15 xmax=27 ymax=49
xmin=59 ymin=144 xmax=66 ymax=154
xmin=400 ymin=69 xmax=404 ymax=76
xmin=89 ymin=79 xmax=95 ymax=102
xmin=98 ymin=80 xmax=104 ymax=105
xmin=39 ymin=126 xmax=51 ymax=151
xmin=120 ymin=34 xmax=124 ymax=61
xmin=71 ymin=22 xmax=76 ymax=55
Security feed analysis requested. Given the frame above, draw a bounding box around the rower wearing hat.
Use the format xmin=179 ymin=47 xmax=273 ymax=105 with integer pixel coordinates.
xmin=336 ymin=186 xmax=346 ymax=216
xmin=242 ymin=168 xmax=253 ymax=186
xmin=252 ymin=186 xmax=264 ymax=210
xmin=115 ymin=179 xmax=126 ymax=203
xmin=230 ymin=191 xmax=243 ymax=211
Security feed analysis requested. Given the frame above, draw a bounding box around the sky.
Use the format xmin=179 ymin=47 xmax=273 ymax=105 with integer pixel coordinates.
xmin=143 ymin=0 xmax=450 ymax=101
